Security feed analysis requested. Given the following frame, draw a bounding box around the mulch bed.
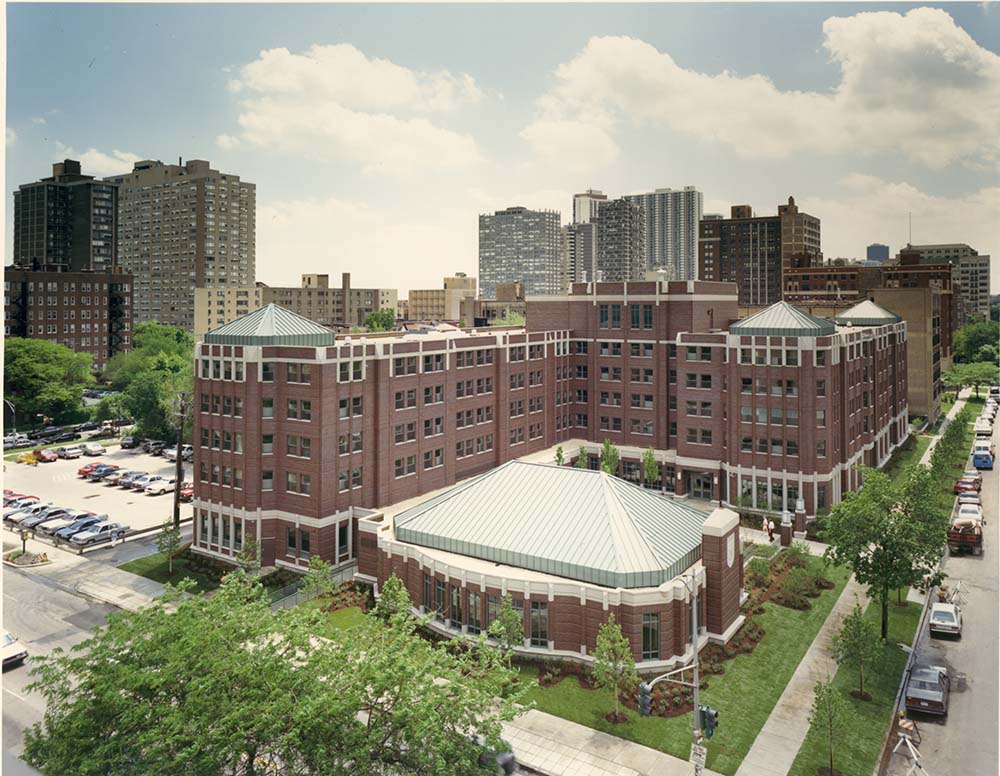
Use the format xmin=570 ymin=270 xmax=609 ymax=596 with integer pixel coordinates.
xmin=3 ymin=550 xmax=50 ymax=567
xmin=318 ymin=581 xmax=368 ymax=613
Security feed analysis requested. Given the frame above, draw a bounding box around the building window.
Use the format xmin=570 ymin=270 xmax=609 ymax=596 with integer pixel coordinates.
xmin=423 ymin=573 xmax=432 ymax=611
xmin=262 ymin=398 xmax=274 ymax=419
xmin=467 ymin=591 xmax=481 ymax=635
xmin=816 ymin=409 xmax=827 ymax=427
xmin=450 ymin=584 xmax=462 ymax=629
xmin=642 ymin=613 xmax=660 ymax=660
xmin=529 ymin=601 xmax=548 ymax=647
xmin=487 ymin=594 xmax=501 ymax=628
xmin=434 ymin=579 xmax=446 ymax=621
xmin=261 ymin=362 xmax=274 ymax=382
xmin=816 ymin=380 xmax=826 ymax=397
xmin=816 ymin=351 xmax=826 ymax=367
xmin=262 ymin=470 xmax=273 ymax=491
xmin=817 ymin=439 xmax=827 ymax=457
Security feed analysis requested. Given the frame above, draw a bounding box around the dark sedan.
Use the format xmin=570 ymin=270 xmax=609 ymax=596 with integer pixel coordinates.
xmin=54 ymin=516 xmax=105 ymax=540
xmin=87 ymin=465 xmax=121 ymax=481
xmin=75 ymin=421 xmax=100 ymax=432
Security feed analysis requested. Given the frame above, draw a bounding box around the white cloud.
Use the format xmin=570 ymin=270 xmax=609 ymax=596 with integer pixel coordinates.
xmin=215 ymin=133 xmax=241 ymax=150
xmin=802 ymin=175 xmax=1000 ymax=264
xmin=223 ymin=43 xmax=483 ymax=174
xmin=524 ymin=8 xmax=1000 ymax=171
xmin=54 ymin=143 xmax=142 ymax=177
xmin=30 ymin=117 xmax=46 ymax=126
xmin=519 ymin=120 xmax=619 ymax=171
xmin=5 ymin=128 xmax=16 ymax=146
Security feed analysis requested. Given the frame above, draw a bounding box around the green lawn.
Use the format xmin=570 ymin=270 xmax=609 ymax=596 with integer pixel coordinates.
xmin=300 ymin=599 xmax=368 ymax=637
xmin=519 ymin=556 xmax=852 ymax=775
xmin=118 ymin=550 xmax=221 ymax=594
xmin=4 ymin=438 xmax=118 ymax=461
xmin=884 ymin=436 xmax=933 ymax=487
xmin=788 ymin=590 xmax=922 ymax=776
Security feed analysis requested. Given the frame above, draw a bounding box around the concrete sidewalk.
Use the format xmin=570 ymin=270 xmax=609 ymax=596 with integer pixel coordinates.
xmin=734 ymin=576 xmax=868 ymax=776
xmin=504 ymin=709 xmax=723 ymax=776
xmin=741 ymin=528 xmax=827 ymax=557
xmin=919 ymin=388 xmax=972 ymax=467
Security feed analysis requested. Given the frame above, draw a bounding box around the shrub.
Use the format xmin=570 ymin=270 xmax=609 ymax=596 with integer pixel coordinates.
xmin=782 ymin=566 xmax=814 ymax=599
xmin=784 ymin=541 xmax=811 ymax=569
xmin=745 ymin=558 xmax=772 ymax=589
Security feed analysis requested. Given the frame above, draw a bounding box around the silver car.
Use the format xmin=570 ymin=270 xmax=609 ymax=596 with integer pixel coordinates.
xmin=904 ymin=664 xmax=950 ymax=716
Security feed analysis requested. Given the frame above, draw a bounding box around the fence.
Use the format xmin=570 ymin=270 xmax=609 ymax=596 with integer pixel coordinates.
xmin=267 ymin=563 xmax=357 ymax=611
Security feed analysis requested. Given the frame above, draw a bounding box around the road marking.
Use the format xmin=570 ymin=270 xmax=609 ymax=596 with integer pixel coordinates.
xmin=3 ymin=687 xmax=28 ymax=702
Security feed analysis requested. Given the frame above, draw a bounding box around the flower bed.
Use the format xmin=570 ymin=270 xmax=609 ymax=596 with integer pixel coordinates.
xmin=744 ymin=543 xmax=834 ymax=611
xmin=318 ymin=581 xmax=368 ymax=614
xmin=3 ymin=549 xmax=50 ymax=566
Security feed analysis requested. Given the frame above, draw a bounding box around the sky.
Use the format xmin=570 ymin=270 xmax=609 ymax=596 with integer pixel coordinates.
xmin=5 ymin=2 xmax=1000 ymax=295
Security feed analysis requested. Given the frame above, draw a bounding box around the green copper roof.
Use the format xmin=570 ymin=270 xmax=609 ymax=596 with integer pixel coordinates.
xmin=730 ymin=301 xmax=836 ymax=337
xmin=394 ymin=461 xmax=705 ymax=589
xmin=834 ymin=300 xmax=902 ymax=327
xmin=203 ymin=304 xmax=337 ymax=346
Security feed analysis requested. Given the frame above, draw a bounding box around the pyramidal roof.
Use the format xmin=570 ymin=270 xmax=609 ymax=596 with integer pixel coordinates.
xmin=203 ymin=304 xmax=337 ymax=346
xmin=393 ymin=460 xmax=706 ymax=589
xmin=834 ymin=300 xmax=902 ymax=327
xmin=730 ymin=300 xmax=836 ymax=337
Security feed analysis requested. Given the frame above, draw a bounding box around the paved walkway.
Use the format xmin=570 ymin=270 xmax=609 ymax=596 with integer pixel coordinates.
xmin=504 ymin=709 xmax=723 ymax=776
xmin=734 ymin=576 xmax=868 ymax=776
xmin=919 ymin=388 xmax=972 ymax=466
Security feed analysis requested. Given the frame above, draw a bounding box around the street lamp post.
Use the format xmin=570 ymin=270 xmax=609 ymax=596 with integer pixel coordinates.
xmin=172 ymin=392 xmax=191 ymax=531
xmin=3 ymin=399 xmax=16 ymax=435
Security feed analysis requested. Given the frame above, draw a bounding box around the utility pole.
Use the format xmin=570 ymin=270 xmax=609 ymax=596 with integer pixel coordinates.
xmin=685 ymin=574 xmax=702 ymax=744
xmin=172 ymin=392 xmax=191 ymax=530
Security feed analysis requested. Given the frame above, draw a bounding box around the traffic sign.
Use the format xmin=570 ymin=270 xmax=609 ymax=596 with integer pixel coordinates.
xmin=690 ymin=743 xmax=707 ymax=766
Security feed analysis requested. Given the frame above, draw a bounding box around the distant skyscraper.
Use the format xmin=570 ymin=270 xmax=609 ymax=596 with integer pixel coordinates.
xmin=105 ymin=159 xmax=256 ymax=330
xmin=625 ymin=186 xmax=702 ymax=280
xmin=572 ymin=189 xmax=607 ymax=225
xmin=866 ymin=243 xmax=890 ymax=263
xmin=595 ymin=198 xmax=645 ymax=282
xmin=560 ymin=222 xmax=597 ymax=289
xmin=13 ymin=160 xmax=118 ymax=272
xmin=478 ymin=207 xmax=561 ymax=298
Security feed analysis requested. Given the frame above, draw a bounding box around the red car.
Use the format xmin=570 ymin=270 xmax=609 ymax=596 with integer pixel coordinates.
xmin=33 ymin=448 xmax=58 ymax=463
xmin=179 ymin=482 xmax=194 ymax=502
xmin=78 ymin=461 xmax=106 ymax=477
xmin=954 ymin=478 xmax=980 ymax=494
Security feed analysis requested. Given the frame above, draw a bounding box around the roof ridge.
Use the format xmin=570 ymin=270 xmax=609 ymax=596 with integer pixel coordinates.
xmin=601 ymin=473 xmax=668 ymax=574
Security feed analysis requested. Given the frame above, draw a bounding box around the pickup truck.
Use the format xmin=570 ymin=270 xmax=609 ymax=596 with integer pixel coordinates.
xmin=948 ymin=502 xmax=984 ymax=556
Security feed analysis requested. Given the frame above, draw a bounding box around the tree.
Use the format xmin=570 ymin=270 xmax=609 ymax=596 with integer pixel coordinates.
xmin=831 ymin=601 xmax=883 ymax=700
xmin=591 ymin=613 xmax=639 ymax=722
xmin=103 ymin=322 xmax=193 ymax=390
xmin=299 ymin=556 xmax=336 ymax=601
xmin=809 ymin=679 xmax=849 ymax=776
xmin=234 ymin=537 xmax=260 ymax=575
xmin=974 ymin=343 xmax=999 ymax=366
xmin=941 ymin=365 xmax=968 ymax=402
xmin=156 ymin=519 xmax=182 ymax=576
xmin=371 ymin=572 xmax=413 ymax=622
xmin=962 ymin=361 xmax=999 ymax=397
xmin=823 ymin=466 xmax=948 ymax=639
xmin=599 ymin=439 xmax=620 ymax=476
xmin=991 ymin=304 xmax=999 ymax=323
xmin=576 ymin=446 xmax=588 ymax=469
xmin=94 ymin=393 xmax=127 ymax=432
xmin=487 ymin=593 xmax=524 ymax=667
xmin=641 ymin=448 xmax=659 ymax=490
xmin=4 ymin=339 xmax=95 ymax=426
xmin=554 ymin=445 xmax=564 ymax=466
xmin=23 ymin=573 xmax=524 ymax=776
xmin=364 ymin=308 xmax=396 ymax=332
xmin=953 ymin=320 xmax=1000 ymax=363
xmin=489 ymin=309 xmax=526 ymax=327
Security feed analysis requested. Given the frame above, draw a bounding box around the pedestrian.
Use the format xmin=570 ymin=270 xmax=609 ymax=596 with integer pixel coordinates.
xmin=766 ymin=518 xmax=775 ymax=542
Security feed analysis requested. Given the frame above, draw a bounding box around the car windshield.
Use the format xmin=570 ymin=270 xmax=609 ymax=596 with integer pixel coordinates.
xmin=911 ymin=679 xmax=941 ymax=691
xmin=932 ymin=611 xmax=955 ymax=622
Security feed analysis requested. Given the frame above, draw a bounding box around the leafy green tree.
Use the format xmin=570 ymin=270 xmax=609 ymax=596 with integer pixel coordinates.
xmin=364 ymin=308 xmax=396 ymax=332
xmin=591 ymin=613 xmax=639 ymax=721
xmin=576 ymin=446 xmax=588 ymax=469
xmin=599 ymin=439 xmax=620 ymax=476
xmin=490 ymin=309 xmax=526 ymax=327
xmin=371 ymin=572 xmax=413 ymax=622
xmin=831 ymin=601 xmax=884 ymax=700
xmin=156 ymin=519 xmax=182 ymax=576
xmin=974 ymin=343 xmax=999 ymax=366
xmin=809 ymin=679 xmax=849 ymax=776
xmin=554 ymin=445 xmax=565 ymax=466
xmin=823 ymin=466 xmax=948 ymax=639
xmin=23 ymin=573 xmax=524 ymax=776
xmin=103 ymin=322 xmax=193 ymax=390
xmin=642 ymin=448 xmax=659 ymax=489
xmin=941 ymin=365 xmax=968 ymax=402
xmin=300 ymin=556 xmax=337 ymax=601
xmin=962 ymin=361 xmax=999 ymax=397
xmin=120 ymin=354 xmax=192 ymax=441
xmin=488 ymin=593 xmax=524 ymax=667
xmin=235 ymin=537 xmax=260 ymax=575
xmin=4 ymin=339 xmax=94 ymax=426
xmin=953 ymin=320 xmax=1000 ymax=363
xmin=991 ymin=304 xmax=999 ymax=323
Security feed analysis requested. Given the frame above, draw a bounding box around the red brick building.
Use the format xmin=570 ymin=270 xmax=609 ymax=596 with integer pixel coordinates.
xmin=356 ymin=462 xmax=744 ymax=667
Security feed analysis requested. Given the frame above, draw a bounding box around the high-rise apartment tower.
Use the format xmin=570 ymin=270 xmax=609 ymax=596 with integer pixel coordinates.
xmin=478 ymin=207 xmax=561 ymax=299
xmin=625 ymin=186 xmax=702 ymax=280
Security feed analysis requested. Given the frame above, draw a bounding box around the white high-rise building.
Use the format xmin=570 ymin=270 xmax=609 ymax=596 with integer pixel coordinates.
xmin=573 ymin=189 xmax=608 ymax=225
xmin=625 ymin=186 xmax=703 ymax=281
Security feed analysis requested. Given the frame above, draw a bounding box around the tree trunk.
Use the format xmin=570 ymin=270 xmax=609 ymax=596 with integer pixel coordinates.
xmin=828 ymin=715 xmax=835 ymax=774
xmin=859 ymin=662 xmax=864 ymax=696
xmin=881 ymin=587 xmax=889 ymax=640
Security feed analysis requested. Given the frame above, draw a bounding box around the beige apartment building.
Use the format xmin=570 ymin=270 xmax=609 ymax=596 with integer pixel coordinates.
xmin=105 ymin=159 xmax=255 ymax=331
xmin=194 ymin=273 xmax=396 ymax=339
xmin=403 ymin=273 xmax=477 ymax=321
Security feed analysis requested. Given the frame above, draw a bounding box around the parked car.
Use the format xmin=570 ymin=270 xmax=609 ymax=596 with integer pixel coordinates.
xmin=28 ymin=426 xmax=61 ymax=440
xmin=179 ymin=482 xmax=194 ymax=502
xmin=2 ymin=631 xmax=28 ymax=668
xmin=957 ymin=492 xmax=981 ymax=507
xmin=87 ymin=465 xmax=122 ymax=481
xmin=132 ymin=474 xmax=163 ymax=491
xmin=70 ymin=521 xmax=129 ymax=546
xmin=50 ymin=431 xmax=78 ymax=443
xmin=163 ymin=445 xmax=193 ymax=462
xmin=148 ymin=442 xmax=168 ymax=456
xmin=5 ymin=502 xmax=55 ymax=525
xmin=3 ymin=497 xmax=39 ymax=515
xmin=20 ymin=507 xmax=73 ymax=530
xmin=75 ymin=421 xmax=100 ymax=432
xmin=38 ymin=509 xmax=96 ymax=536
xmin=54 ymin=446 xmax=84 ymax=459
xmin=120 ymin=436 xmax=138 ymax=449
xmin=3 ymin=433 xmax=29 ymax=448
xmin=956 ymin=503 xmax=984 ymax=523
xmin=118 ymin=471 xmax=149 ymax=488
xmin=929 ymin=602 xmax=962 ymax=637
xmin=104 ymin=470 xmax=138 ymax=486
xmin=33 ymin=449 xmax=58 ymax=463
xmin=146 ymin=478 xmax=177 ymax=495
xmin=954 ymin=478 xmax=980 ymax=494
xmin=81 ymin=442 xmax=105 ymax=456
xmin=904 ymin=664 xmax=951 ymax=716
xmin=78 ymin=461 xmax=106 ymax=477
xmin=54 ymin=515 xmax=107 ymax=540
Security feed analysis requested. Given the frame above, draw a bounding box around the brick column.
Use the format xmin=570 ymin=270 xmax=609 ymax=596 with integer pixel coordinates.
xmin=700 ymin=507 xmax=743 ymax=639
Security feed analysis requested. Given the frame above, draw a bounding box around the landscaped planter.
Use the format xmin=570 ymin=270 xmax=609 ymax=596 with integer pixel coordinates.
xmin=3 ymin=549 xmax=51 ymax=567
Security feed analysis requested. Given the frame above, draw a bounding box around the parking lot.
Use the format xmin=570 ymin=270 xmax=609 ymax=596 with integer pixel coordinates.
xmin=3 ymin=445 xmax=194 ymax=541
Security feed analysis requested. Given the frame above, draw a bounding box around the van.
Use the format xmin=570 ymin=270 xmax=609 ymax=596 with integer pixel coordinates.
xmin=973 ymin=448 xmax=994 ymax=470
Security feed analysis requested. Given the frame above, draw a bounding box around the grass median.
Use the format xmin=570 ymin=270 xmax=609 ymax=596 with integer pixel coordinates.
xmin=118 ymin=550 xmax=221 ymax=594
xmin=787 ymin=588 xmax=921 ymax=776
xmin=518 ymin=555 xmax=852 ymax=775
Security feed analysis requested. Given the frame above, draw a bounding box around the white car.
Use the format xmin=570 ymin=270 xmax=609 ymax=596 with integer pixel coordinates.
xmin=81 ymin=442 xmax=104 ymax=456
xmin=37 ymin=509 xmax=96 ymax=536
xmin=69 ymin=521 xmax=129 ymax=546
xmin=957 ymin=492 xmax=981 ymax=507
xmin=131 ymin=474 xmax=161 ymax=491
xmin=4 ymin=502 xmax=54 ymax=525
xmin=56 ymin=446 xmax=84 ymax=459
xmin=3 ymin=497 xmax=40 ymax=517
xmin=2 ymin=631 xmax=27 ymax=668
xmin=929 ymin=602 xmax=962 ymax=636
xmin=956 ymin=503 xmax=984 ymax=523
xmin=3 ymin=434 xmax=29 ymax=448
xmin=145 ymin=478 xmax=177 ymax=495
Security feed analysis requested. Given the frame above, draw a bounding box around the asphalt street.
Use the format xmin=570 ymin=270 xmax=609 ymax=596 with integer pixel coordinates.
xmin=889 ymin=419 xmax=999 ymax=776
xmin=3 ymin=566 xmax=116 ymax=771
